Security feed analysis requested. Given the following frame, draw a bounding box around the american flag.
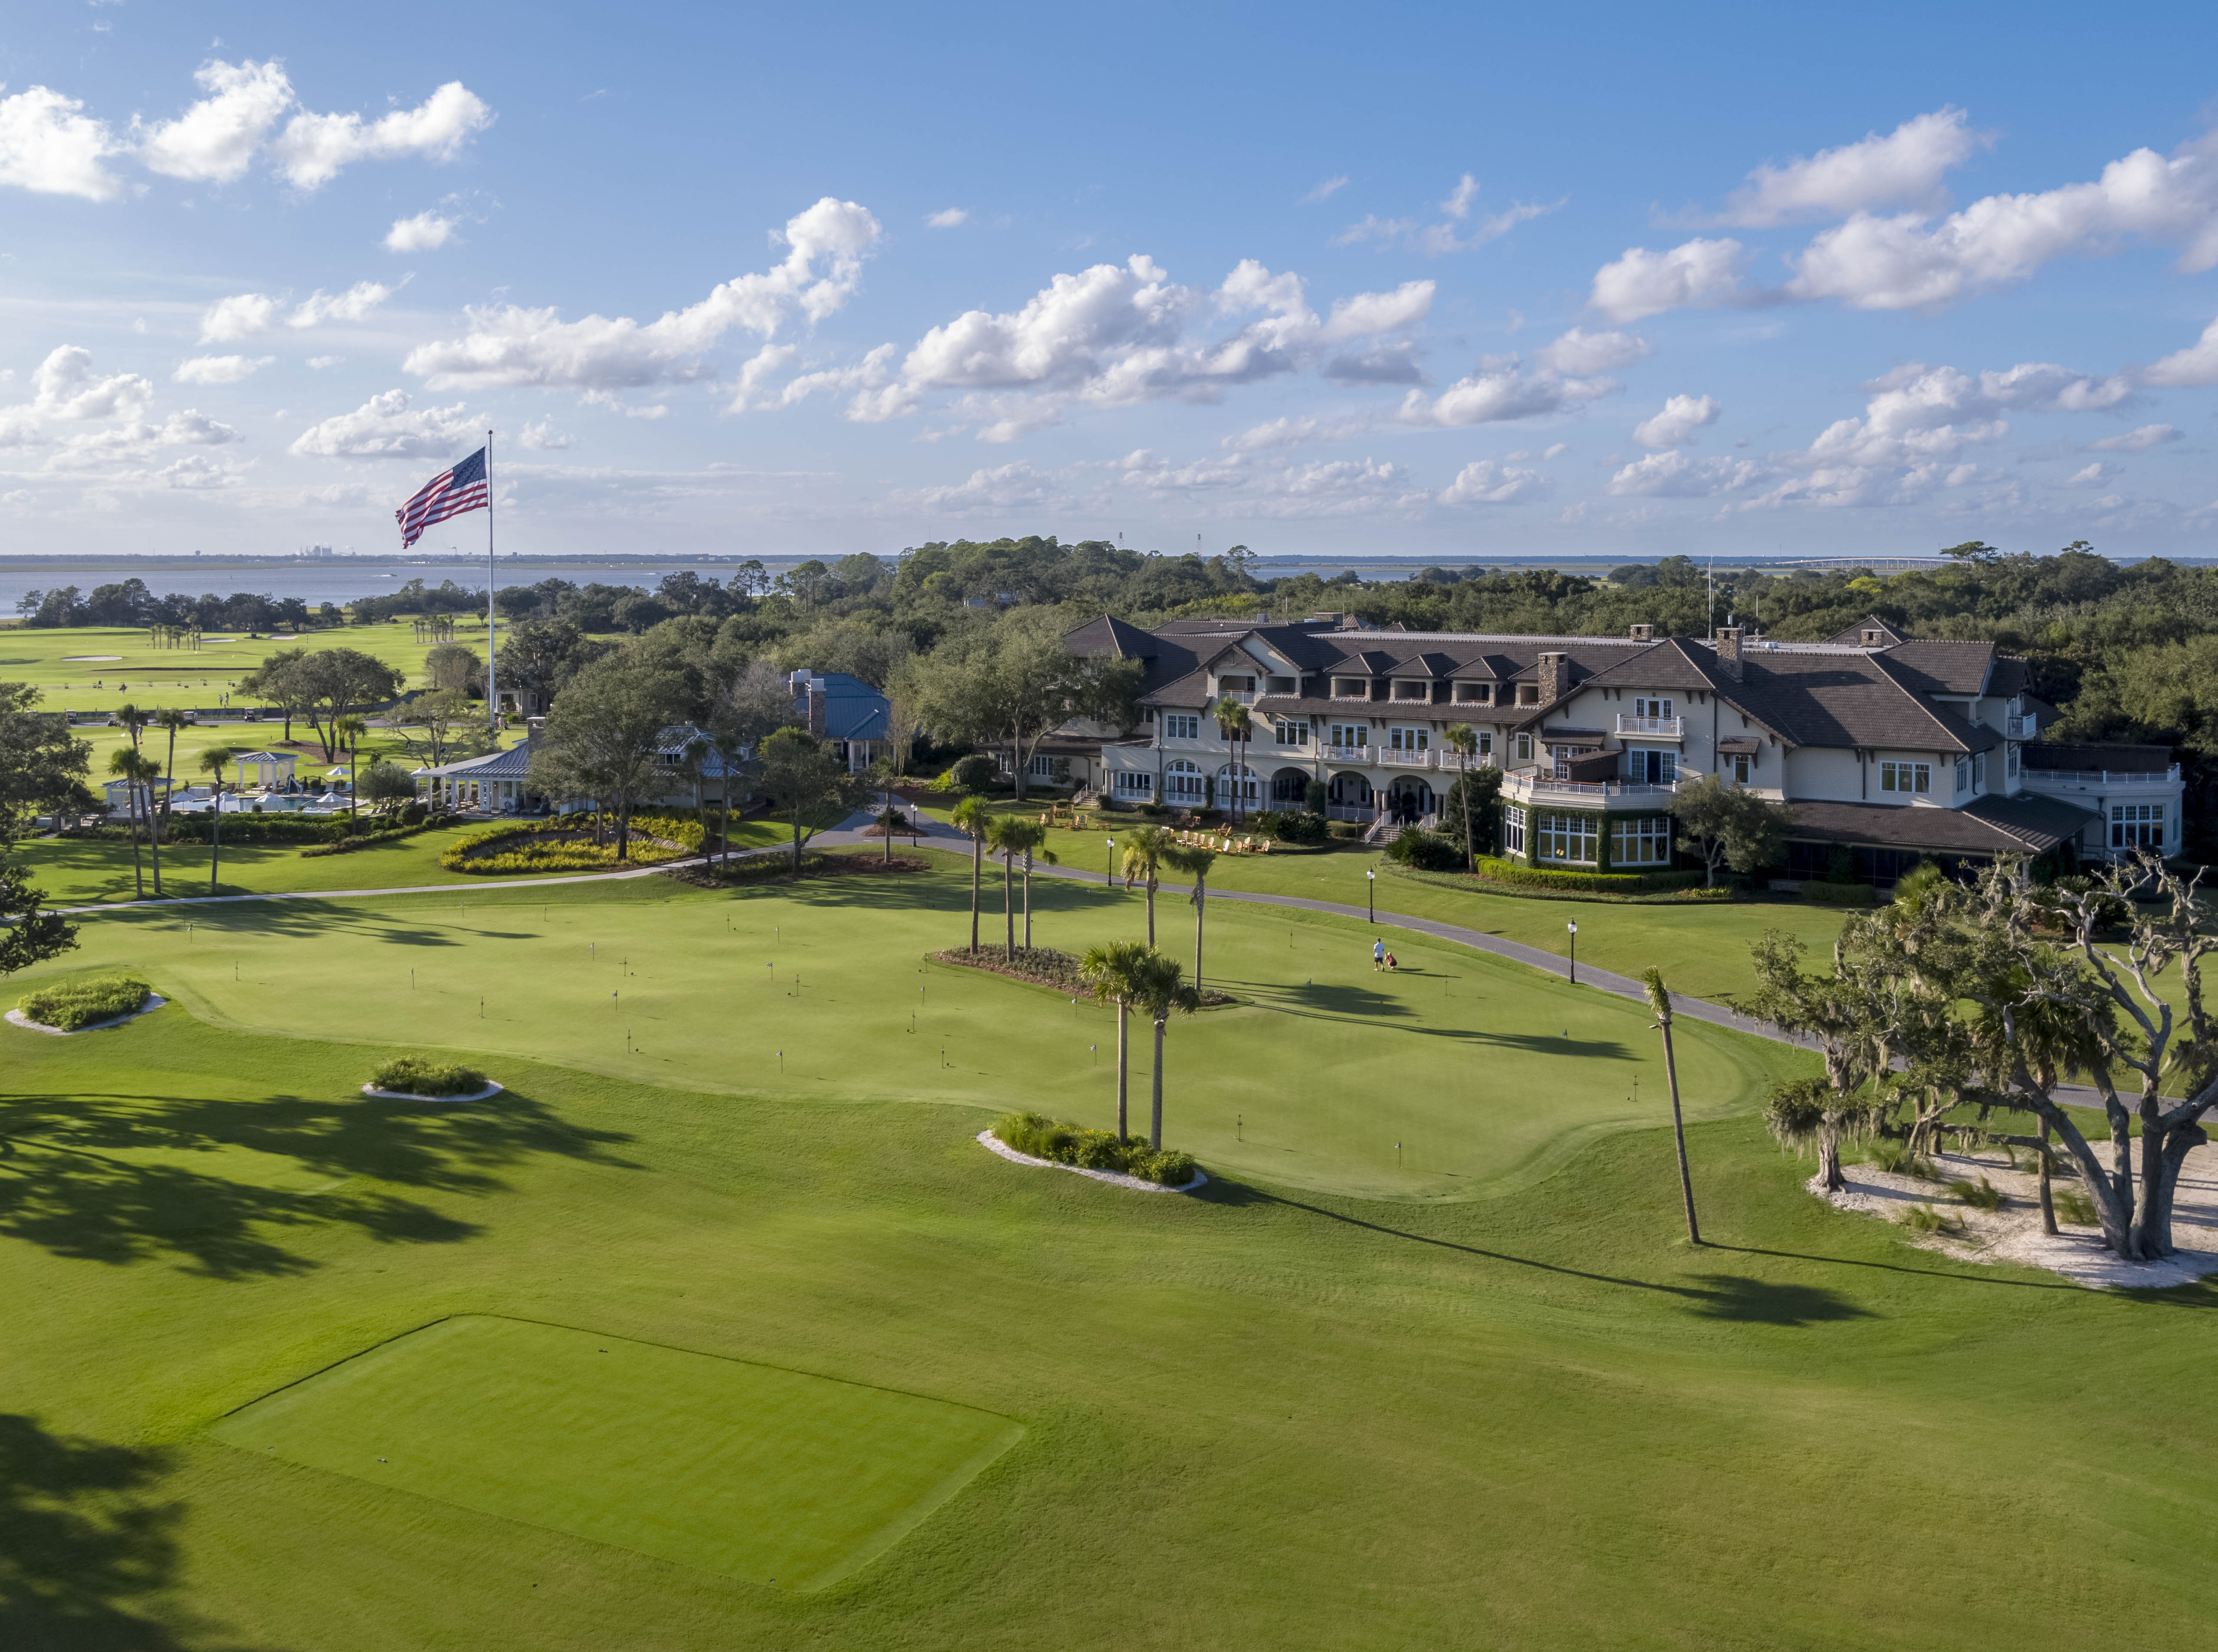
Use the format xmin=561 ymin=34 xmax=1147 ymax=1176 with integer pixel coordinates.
xmin=395 ymin=446 xmax=489 ymax=548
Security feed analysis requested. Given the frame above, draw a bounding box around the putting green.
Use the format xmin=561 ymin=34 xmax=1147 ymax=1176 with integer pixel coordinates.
xmin=210 ymin=1315 xmax=1022 ymax=1590
xmin=31 ymin=860 xmax=1812 ymax=1200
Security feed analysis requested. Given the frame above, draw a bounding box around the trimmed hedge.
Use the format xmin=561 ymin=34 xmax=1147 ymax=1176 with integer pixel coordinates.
xmin=1473 ymin=855 xmax=1706 ymax=893
xmin=299 ymin=815 xmax=452 ymax=858
xmin=17 ymin=974 xmax=152 ymax=1031
xmin=994 ymin=1111 xmax=1199 ymax=1187
xmin=369 ymin=1055 xmax=488 ymax=1097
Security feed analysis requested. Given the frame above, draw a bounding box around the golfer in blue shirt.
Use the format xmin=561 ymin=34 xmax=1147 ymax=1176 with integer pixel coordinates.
xmin=1373 ymin=938 xmax=1386 ymax=972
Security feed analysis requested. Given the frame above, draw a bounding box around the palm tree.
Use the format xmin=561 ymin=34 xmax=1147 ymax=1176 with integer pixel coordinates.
xmin=154 ymin=708 xmax=191 ymax=828
xmin=1009 ymin=819 xmax=1057 ymax=948
xmin=1212 ymin=695 xmax=1253 ymax=825
xmin=198 ymin=744 xmax=235 ymax=895
xmin=875 ymin=803 xmax=907 ymax=864
xmin=681 ymin=734 xmax=714 ymax=818
xmin=107 ymin=748 xmax=157 ymax=898
xmin=1443 ymin=723 xmax=1479 ymax=871
xmin=334 ymin=713 xmax=369 ymax=824
xmin=1163 ymin=842 xmax=1218 ymax=994
xmin=984 ymin=814 xmax=1028 ymax=960
xmin=951 ymin=795 xmax=992 ymax=953
xmin=1079 ymin=939 xmax=1150 ymax=1138
xmin=1129 ymin=949 xmax=1201 ymax=1150
xmin=116 ymin=702 xmax=147 ymax=751
xmin=1120 ymin=823 xmax=1169 ymax=947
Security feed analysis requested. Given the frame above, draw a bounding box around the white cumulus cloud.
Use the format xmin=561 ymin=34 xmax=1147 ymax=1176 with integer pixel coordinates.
xmin=924 ymin=207 xmax=970 ymax=229
xmin=405 ymin=196 xmax=882 ymax=391
xmin=385 ymin=209 xmax=457 ymax=252
xmin=1396 ymin=355 xmax=1617 ymax=428
xmin=1537 ymin=326 xmax=1650 ymax=375
xmin=289 ymin=281 xmax=395 ymax=327
xmin=1589 ymin=238 xmax=1747 ymax=322
xmin=2061 ymin=460 xmax=2121 ymax=487
xmin=134 ymin=59 xmax=294 ymax=183
xmin=1222 ymin=415 xmax=1369 ymax=451
xmin=518 ymin=419 xmax=570 ymax=450
xmin=1439 ymin=458 xmax=1547 ymax=505
xmin=174 ymin=354 xmax=272 ymax=385
xmin=1633 ymin=393 xmax=1722 ymax=449
xmin=1714 ymin=108 xmax=1989 ymax=226
xmin=0 ymin=85 xmax=125 ymax=200
xmin=199 ymin=292 xmax=280 ymax=342
xmin=2143 ymin=313 xmax=2218 ymax=386
xmin=269 ymin=80 xmax=493 ymax=190
xmin=1301 ymin=176 xmax=1348 ymax=204
xmin=915 ymin=461 xmax=1059 ymax=512
xmin=1607 ymin=450 xmax=1763 ymax=497
xmin=289 ymin=389 xmax=480 ymax=458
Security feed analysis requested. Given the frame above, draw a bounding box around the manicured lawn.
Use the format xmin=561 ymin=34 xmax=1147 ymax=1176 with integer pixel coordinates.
xmin=211 ymin=1314 xmax=1023 ymax=1591
xmin=0 ymin=618 xmax=480 ymax=715
xmin=3 ymin=975 xmax=2215 ymax=1649
xmin=921 ymin=800 xmax=1847 ymax=1005
xmin=23 ymin=857 xmax=1806 ymax=1201
xmin=12 ymin=816 xmax=789 ymax=906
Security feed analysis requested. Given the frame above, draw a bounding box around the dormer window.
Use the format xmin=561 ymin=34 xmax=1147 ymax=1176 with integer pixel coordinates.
xmin=1331 ymin=676 xmax=1369 ymax=699
xmin=1516 ymin=684 xmax=1539 ymax=705
xmin=1452 ymin=682 xmax=1491 ymax=704
xmin=1216 ymin=673 xmax=1256 ymax=694
xmin=1265 ymin=675 xmax=1296 ymax=695
xmin=1392 ymin=679 xmax=1428 ymax=701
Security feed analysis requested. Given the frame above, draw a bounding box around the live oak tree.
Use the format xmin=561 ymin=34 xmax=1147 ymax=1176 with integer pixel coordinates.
xmin=757 ymin=728 xmax=869 ymax=877
xmin=0 ymin=682 xmax=84 ymax=978
xmin=528 ymin=657 xmax=687 ymax=862
xmin=297 ymin=650 xmax=405 ymax=763
xmin=381 ymin=689 xmax=488 ymax=768
xmin=1671 ymin=772 xmax=1790 ymax=887
xmin=236 ymin=648 xmax=314 ymax=743
xmin=424 ymin=643 xmax=485 ymax=698
xmin=907 ymin=609 xmax=1142 ymax=802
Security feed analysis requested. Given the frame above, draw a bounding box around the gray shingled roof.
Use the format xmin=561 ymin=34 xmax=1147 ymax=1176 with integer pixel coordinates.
xmin=1785 ymin=794 xmax=2096 ymax=855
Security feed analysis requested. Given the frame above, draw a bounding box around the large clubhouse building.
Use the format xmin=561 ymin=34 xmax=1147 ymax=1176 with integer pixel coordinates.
xmin=1052 ymin=612 xmax=2182 ymax=881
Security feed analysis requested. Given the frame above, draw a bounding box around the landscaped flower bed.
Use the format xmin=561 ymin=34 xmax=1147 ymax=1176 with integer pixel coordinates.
xmin=993 ymin=1110 xmax=1199 ymax=1187
xmin=369 ymin=1056 xmax=489 ymax=1097
xmin=16 ymin=975 xmax=153 ymax=1031
xmin=441 ymin=813 xmax=705 ymax=874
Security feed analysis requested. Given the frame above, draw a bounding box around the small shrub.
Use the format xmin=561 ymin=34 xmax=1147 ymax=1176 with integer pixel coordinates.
xmin=1470 ymin=855 xmax=1705 ymax=895
xmin=1870 ymin=1140 xmax=1937 ymax=1179
xmin=1897 ymin=1203 xmax=1965 ymax=1236
xmin=1327 ymin=820 xmax=1363 ymax=840
xmin=18 ymin=975 xmax=151 ymax=1031
xmin=1273 ymin=809 xmax=1329 ymax=846
xmin=370 ymin=1056 xmax=487 ymax=1097
xmin=1948 ymin=1175 xmax=2004 ymax=1211
xmin=927 ymin=754 xmax=997 ymax=793
xmin=2054 ymin=1188 xmax=2099 ymax=1226
xmin=992 ymin=1111 xmax=1198 ymax=1185
xmin=1384 ymin=827 xmax=1463 ymax=871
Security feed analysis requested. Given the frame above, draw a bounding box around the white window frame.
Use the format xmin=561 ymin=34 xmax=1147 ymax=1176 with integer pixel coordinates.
xmin=1215 ymin=763 xmax=1259 ymax=804
xmin=1274 ymin=718 xmax=1311 ymax=748
xmin=2113 ymin=803 xmax=2164 ymax=850
xmin=1623 ymin=747 xmax=1678 ymax=785
xmin=1632 ymin=695 xmax=1674 ymax=720
xmin=1610 ymin=814 xmax=1672 ymax=867
xmin=1880 ymin=760 xmax=1931 ymax=795
xmin=1534 ymin=811 xmax=1598 ymax=865
xmin=1163 ymin=760 xmax=1204 ymax=802
xmin=1731 ymin=752 xmax=1752 ymax=785
xmin=1954 ymin=757 xmax=1972 ymax=793
xmin=1328 ymin=722 xmax=1369 ymax=749
xmin=1387 ymin=725 xmax=1431 ymax=753
xmin=1161 ymin=713 xmax=1200 ymax=741
xmin=1514 ymin=733 xmax=1534 ymax=761
xmin=1503 ymin=804 xmax=1526 ymax=856
xmin=2007 ymin=744 xmax=2019 ymax=778
xmin=1112 ymin=770 xmax=1153 ymax=797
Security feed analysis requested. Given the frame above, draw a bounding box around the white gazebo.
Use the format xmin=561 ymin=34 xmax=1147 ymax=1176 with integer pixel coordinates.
xmin=231 ymin=751 xmax=297 ymax=790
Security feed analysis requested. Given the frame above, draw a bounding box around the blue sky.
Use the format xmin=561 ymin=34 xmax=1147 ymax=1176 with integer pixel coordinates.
xmin=5 ymin=0 xmax=2218 ymax=562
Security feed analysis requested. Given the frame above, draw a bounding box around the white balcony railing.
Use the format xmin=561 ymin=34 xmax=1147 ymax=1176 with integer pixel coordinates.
xmin=1377 ymin=748 xmax=1436 ymax=769
xmin=1616 ymin=714 xmax=1683 ymax=738
xmin=1501 ymin=771 xmax=1681 ymax=806
xmin=2020 ymin=767 xmax=2179 ymax=788
xmin=2004 ymin=713 xmax=2038 ymax=739
xmin=1322 ymin=744 xmax=1371 ymax=764
xmin=1213 ymin=689 xmax=1257 ymax=705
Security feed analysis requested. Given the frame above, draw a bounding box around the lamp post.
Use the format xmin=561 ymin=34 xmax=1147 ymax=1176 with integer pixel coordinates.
xmin=1367 ymin=866 xmax=1375 ymax=923
xmin=1567 ymin=920 xmax=1578 ymax=986
xmin=1106 ymin=836 xmax=1115 ymax=888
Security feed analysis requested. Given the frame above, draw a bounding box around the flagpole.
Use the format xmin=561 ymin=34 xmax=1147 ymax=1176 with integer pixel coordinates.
xmin=485 ymin=428 xmax=497 ymax=737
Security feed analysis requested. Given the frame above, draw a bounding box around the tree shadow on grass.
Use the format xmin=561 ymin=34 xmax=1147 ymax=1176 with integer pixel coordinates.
xmin=0 ymin=1413 xmax=263 ymax=1652
xmin=0 ymin=1086 xmax=635 ymax=1279
xmin=1671 ymin=1273 xmax=1875 ymax=1326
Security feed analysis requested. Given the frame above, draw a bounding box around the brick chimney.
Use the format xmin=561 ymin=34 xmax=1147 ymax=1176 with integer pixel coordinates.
xmin=1628 ymin=622 xmax=1655 ymax=642
xmin=1535 ymin=650 xmax=1569 ymax=703
xmin=1714 ymin=625 xmax=1743 ymax=682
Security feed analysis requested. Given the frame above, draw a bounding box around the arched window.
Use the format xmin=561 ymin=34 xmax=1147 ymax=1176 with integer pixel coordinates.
xmin=1163 ymin=759 xmax=1204 ymax=802
xmin=1214 ymin=763 xmax=1258 ymax=804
